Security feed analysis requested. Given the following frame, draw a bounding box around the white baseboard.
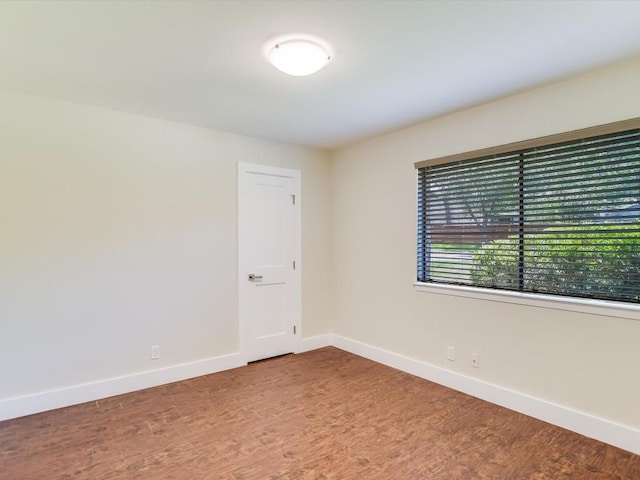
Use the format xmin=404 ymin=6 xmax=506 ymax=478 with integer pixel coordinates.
xmin=0 ymin=353 xmax=245 ymax=422
xmin=296 ymin=333 xmax=333 ymax=353
xmin=3 ymin=335 xmax=638 ymax=456
xmin=331 ymin=334 xmax=640 ymax=455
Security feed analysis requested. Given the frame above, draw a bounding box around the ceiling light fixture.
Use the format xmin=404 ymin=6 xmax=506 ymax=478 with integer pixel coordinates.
xmin=263 ymin=34 xmax=333 ymax=77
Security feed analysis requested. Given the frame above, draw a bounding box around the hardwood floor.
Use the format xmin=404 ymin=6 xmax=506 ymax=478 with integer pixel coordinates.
xmin=1 ymin=347 xmax=638 ymax=479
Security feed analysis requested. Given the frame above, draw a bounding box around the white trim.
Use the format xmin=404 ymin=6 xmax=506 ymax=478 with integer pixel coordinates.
xmin=331 ymin=334 xmax=640 ymax=455
xmin=296 ymin=334 xmax=333 ymax=353
xmin=0 ymin=353 xmax=245 ymax=422
xmin=0 ymin=335 xmax=330 ymax=422
xmin=414 ymin=282 xmax=640 ymax=321
xmin=4 ymin=335 xmax=638 ymax=455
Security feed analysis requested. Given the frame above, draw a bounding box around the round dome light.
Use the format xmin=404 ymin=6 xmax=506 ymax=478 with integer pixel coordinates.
xmin=264 ymin=35 xmax=332 ymax=76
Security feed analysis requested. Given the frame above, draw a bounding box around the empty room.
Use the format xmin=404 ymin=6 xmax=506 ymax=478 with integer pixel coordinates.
xmin=1 ymin=1 xmax=639 ymax=478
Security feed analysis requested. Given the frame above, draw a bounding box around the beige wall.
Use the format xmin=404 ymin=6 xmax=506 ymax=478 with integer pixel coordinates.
xmin=329 ymin=56 xmax=640 ymax=430
xmin=2 ymin=53 xmax=639 ymax=435
xmin=0 ymin=91 xmax=331 ymax=399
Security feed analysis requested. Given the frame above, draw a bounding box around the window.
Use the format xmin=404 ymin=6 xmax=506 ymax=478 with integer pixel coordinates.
xmin=416 ymin=119 xmax=640 ymax=305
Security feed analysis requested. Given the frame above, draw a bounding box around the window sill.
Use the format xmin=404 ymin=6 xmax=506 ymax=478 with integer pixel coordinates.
xmin=414 ymin=282 xmax=640 ymax=321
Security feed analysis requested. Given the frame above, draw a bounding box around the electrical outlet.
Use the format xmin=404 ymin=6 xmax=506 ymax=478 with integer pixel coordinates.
xmin=150 ymin=345 xmax=160 ymax=360
xmin=447 ymin=346 xmax=455 ymax=361
xmin=471 ymin=352 xmax=479 ymax=368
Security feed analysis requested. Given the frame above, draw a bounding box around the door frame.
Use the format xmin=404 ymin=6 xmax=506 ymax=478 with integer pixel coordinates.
xmin=237 ymin=162 xmax=302 ymax=363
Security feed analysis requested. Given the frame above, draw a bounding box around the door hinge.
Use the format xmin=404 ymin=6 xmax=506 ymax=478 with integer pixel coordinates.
xmin=291 ymin=194 xmax=296 ymax=205
xmin=293 ymin=260 xmax=296 ymax=270
xmin=293 ymin=325 xmax=297 ymax=335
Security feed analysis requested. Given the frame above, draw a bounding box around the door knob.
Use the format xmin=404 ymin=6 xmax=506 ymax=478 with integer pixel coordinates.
xmin=248 ymin=274 xmax=263 ymax=281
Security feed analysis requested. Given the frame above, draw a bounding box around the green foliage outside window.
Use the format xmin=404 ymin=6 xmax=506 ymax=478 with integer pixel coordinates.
xmin=470 ymin=223 xmax=640 ymax=301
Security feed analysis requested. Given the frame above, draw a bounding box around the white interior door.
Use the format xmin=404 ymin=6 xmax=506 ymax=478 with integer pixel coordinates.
xmin=238 ymin=163 xmax=300 ymax=362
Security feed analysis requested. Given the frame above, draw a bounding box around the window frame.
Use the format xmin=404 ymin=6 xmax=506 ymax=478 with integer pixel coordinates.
xmin=414 ymin=118 xmax=640 ymax=321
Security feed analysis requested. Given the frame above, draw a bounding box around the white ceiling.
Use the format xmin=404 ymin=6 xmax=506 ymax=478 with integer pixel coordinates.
xmin=1 ymin=1 xmax=640 ymax=150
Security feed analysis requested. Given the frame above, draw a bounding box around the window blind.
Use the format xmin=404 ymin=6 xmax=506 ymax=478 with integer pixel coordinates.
xmin=417 ymin=121 xmax=640 ymax=304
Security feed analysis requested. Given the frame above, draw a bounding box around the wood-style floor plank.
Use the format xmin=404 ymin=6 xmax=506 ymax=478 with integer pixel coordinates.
xmin=1 ymin=347 xmax=638 ymax=479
